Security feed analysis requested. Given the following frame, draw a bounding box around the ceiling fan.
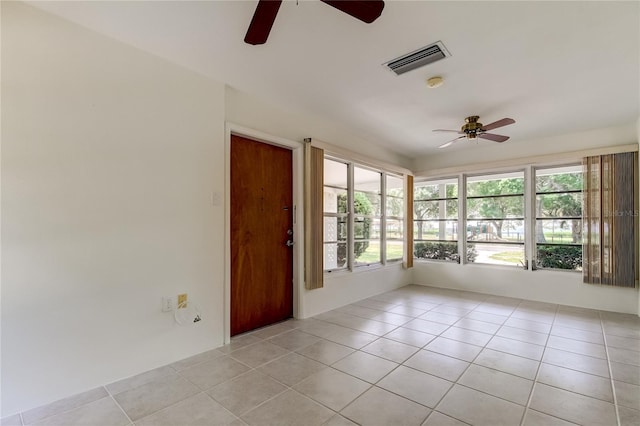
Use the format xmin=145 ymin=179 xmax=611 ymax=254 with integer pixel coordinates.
xmin=434 ymin=116 xmax=516 ymax=149
xmin=244 ymin=0 xmax=385 ymax=45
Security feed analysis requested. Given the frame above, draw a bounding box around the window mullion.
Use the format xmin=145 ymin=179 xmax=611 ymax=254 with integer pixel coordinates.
xmin=347 ymin=163 xmax=355 ymax=271
xmin=381 ymin=173 xmax=387 ymax=265
xmin=459 ymin=173 xmax=466 ymax=264
xmin=524 ymin=165 xmax=534 ymax=270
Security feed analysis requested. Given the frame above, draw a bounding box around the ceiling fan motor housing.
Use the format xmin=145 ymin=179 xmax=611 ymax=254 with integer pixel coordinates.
xmin=462 ymin=115 xmax=483 ymax=138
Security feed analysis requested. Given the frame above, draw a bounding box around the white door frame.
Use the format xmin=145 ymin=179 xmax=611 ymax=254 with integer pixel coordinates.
xmin=224 ymin=123 xmax=305 ymax=343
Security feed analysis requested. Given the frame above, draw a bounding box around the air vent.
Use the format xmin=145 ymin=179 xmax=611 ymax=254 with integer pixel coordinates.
xmin=385 ymin=41 xmax=450 ymax=76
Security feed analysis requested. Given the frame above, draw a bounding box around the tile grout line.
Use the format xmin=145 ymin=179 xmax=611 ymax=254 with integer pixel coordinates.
xmin=18 ymin=390 xmax=114 ymax=426
xmin=199 ymin=391 xmax=245 ymax=424
xmin=519 ymin=301 xmax=559 ymax=426
xmin=333 ymin=297 xmax=479 ymax=425
xmin=232 ymin=373 xmax=329 ymax=422
xmin=227 ymin=346 xmax=293 ymax=369
xmin=207 ymin=326 xmax=367 ymax=422
xmin=103 ymin=385 xmax=136 ymax=426
xmin=452 ymin=298 xmax=517 ymax=418
xmin=210 ymin=367 xmax=287 ymax=420
xmin=192 ymin=340 xmax=298 ymax=423
xmin=600 ymin=310 xmax=622 ymax=426
xmin=428 ymin=295 xmax=522 ymax=426
xmin=333 ymin=345 xmax=404 ymax=423
xmin=457 ymin=298 xmax=541 ymax=417
xmin=123 ymin=373 xmax=209 ymax=424
xmin=125 ymin=350 xmax=259 ymax=425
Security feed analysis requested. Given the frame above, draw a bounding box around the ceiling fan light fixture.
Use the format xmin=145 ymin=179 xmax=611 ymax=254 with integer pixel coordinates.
xmin=426 ymin=76 xmax=444 ymax=89
xmin=433 ymin=115 xmax=516 ymax=148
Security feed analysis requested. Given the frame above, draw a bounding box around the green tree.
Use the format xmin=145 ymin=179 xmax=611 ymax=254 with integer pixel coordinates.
xmin=537 ymin=245 xmax=582 ymax=270
xmin=414 ymin=183 xmax=457 ymax=240
xmin=385 ymin=188 xmax=404 ymax=241
xmin=536 ymin=172 xmax=582 ymax=243
xmin=467 ymin=178 xmax=524 ymax=238
xmin=386 ymin=188 xmax=404 ymax=217
xmin=337 ymin=192 xmax=374 ymax=264
xmin=414 ymin=242 xmax=477 ymax=263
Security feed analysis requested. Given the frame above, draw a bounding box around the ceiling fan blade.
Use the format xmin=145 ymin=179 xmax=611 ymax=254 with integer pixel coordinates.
xmin=481 ymin=118 xmax=515 ymax=132
xmin=478 ymin=133 xmax=510 ymax=143
xmin=438 ymin=136 xmax=466 ymax=149
xmin=244 ymin=0 xmax=283 ymax=45
xmin=320 ymin=0 xmax=385 ymax=23
xmin=433 ymin=129 xmax=464 ymax=133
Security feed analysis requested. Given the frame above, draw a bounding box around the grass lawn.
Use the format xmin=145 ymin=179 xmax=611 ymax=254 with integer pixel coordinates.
xmin=355 ymin=241 xmax=404 ymax=263
xmin=489 ymin=251 xmax=524 ymax=264
xmin=541 ymin=233 xmax=575 ymax=243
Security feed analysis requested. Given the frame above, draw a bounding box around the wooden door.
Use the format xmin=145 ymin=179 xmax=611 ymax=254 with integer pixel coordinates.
xmin=230 ymin=135 xmax=293 ymax=336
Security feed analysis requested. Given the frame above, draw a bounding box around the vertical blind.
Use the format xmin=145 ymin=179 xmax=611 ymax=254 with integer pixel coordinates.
xmin=305 ymin=144 xmax=324 ymax=289
xmin=583 ymin=152 xmax=637 ymax=287
xmin=405 ymin=175 xmax=414 ymax=268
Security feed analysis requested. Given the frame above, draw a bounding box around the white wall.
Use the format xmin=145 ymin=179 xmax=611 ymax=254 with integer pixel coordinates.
xmin=1 ymin=2 xmax=226 ymax=415
xmin=414 ymin=263 xmax=638 ymax=314
xmin=303 ymin=264 xmax=412 ymax=318
xmin=225 ymin=87 xmax=413 ymax=171
xmin=412 ymin=126 xmax=640 ymax=315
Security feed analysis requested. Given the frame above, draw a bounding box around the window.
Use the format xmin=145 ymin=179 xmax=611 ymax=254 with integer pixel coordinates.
xmin=323 ymin=157 xmax=404 ymax=271
xmin=413 ymin=155 xmax=637 ymax=275
xmin=413 ymin=178 xmax=460 ymax=262
xmin=534 ymin=164 xmax=583 ymax=271
xmin=385 ymin=174 xmax=404 ymax=262
xmin=354 ymin=166 xmax=382 ymax=266
xmin=466 ymin=171 xmax=525 ymax=267
xmin=323 ymin=159 xmax=348 ymax=271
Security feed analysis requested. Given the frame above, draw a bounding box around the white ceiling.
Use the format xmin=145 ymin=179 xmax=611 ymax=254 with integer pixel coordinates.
xmin=28 ymin=1 xmax=640 ymax=158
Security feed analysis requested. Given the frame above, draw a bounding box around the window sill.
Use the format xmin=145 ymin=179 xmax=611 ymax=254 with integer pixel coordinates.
xmin=533 ymin=267 xmax=581 ymax=274
xmin=415 ymin=259 xmax=525 ymax=271
xmin=324 ymin=261 xmax=403 ymax=277
xmin=463 ymin=262 xmax=527 ymax=271
xmin=414 ymin=258 xmax=459 ymax=265
xmin=415 ymin=259 xmax=585 ymax=275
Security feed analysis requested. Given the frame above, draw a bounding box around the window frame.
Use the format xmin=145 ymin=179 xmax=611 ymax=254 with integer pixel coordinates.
xmin=353 ymin=164 xmax=383 ymax=267
xmin=413 ymin=176 xmax=460 ymax=263
xmin=464 ymin=169 xmax=527 ymax=268
xmin=532 ymin=163 xmax=583 ymax=272
xmin=415 ymin=168 xmax=534 ymax=269
xmin=322 ymin=157 xmax=350 ymax=272
xmin=323 ymin=155 xmax=406 ymax=273
xmin=385 ymin=173 xmax=405 ymax=263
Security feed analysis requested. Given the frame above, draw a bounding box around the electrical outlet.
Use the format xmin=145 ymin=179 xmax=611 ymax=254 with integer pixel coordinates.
xmin=178 ymin=293 xmax=188 ymax=309
xmin=162 ymin=296 xmax=173 ymax=312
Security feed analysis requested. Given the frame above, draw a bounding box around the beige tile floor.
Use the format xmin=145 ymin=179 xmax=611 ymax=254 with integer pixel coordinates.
xmin=3 ymin=285 xmax=640 ymax=426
